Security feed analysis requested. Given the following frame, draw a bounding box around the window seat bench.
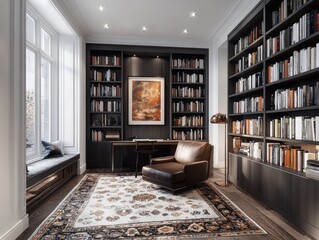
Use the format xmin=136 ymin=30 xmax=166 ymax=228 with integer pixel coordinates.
xmin=26 ymin=154 xmax=80 ymax=212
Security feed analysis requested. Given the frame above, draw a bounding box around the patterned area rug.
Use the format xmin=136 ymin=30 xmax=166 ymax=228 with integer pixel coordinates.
xmin=30 ymin=174 xmax=266 ymax=239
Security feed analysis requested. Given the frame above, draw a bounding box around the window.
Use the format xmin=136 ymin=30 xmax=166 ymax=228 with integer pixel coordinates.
xmin=26 ymin=10 xmax=57 ymax=162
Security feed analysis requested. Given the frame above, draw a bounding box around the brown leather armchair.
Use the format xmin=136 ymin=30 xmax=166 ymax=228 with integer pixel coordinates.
xmin=142 ymin=141 xmax=212 ymax=192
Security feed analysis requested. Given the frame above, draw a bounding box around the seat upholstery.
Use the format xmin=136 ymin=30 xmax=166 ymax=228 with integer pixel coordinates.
xmin=142 ymin=141 xmax=212 ymax=192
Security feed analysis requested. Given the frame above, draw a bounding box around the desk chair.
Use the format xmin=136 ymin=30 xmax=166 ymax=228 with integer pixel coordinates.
xmin=134 ymin=140 xmax=158 ymax=178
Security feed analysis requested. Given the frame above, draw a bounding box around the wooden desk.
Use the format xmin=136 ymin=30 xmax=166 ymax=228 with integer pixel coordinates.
xmin=111 ymin=140 xmax=179 ymax=172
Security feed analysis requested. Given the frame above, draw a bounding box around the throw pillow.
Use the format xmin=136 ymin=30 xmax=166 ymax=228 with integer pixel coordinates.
xmin=41 ymin=140 xmax=64 ymax=158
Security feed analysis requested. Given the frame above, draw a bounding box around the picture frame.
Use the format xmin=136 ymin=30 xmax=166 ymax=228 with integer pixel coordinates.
xmin=128 ymin=77 xmax=165 ymax=125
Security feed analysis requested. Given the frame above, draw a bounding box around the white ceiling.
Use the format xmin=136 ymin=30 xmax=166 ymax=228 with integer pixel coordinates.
xmin=57 ymin=0 xmax=237 ymax=45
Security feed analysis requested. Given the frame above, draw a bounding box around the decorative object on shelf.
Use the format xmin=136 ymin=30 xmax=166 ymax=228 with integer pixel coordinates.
xmin=210 ymin=113 xmax=229 ymax=187
xmin=128 ymin=77 xmax=165 ymax=125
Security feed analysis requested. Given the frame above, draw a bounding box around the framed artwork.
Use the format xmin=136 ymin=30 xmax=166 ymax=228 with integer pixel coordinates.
xmin=128 ymin=77 xmax=165 ymax=125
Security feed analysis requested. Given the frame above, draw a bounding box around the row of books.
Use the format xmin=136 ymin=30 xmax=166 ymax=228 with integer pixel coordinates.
xmin=233 ymin=96 xmax=263 ymax=114
xmin=267 ymin=43 xmax=319 ymax=83
xmin=234 ymin=21 xmax=263 ymax=55
xmin=266 ymin=143 xmax=314 ymax=172
xmin=173 ymin=115 xmax=204 ymax=127
xmin=267 ymin=9 xmax=319 ymax=57
xmin=235 ymin=72 xmax=263 ymax=94
xmin=90 ymin=84 xmax=121 ymax=97
xmin=172 ymin=129 xmax=204 ymax=141
xmin=235 ymin=45 xmax=264 ymax=73
xmin=269 ymin=116 xmax=319 ymax=141
xmin=271 ymin=0 xmax=309 ymax=28
xmin=91 ymin=130 xmax=121 ymax=141
xmin=172 ymin=58 xmax=204 ymax=69
xmin=305 ymin=159 xmax=319 ymax=180
xmin=172 ymin=86 xmax=204 ymax=98
xmin=238 ymin=141 xmax=263 ymax=160
xmin=90 ymin=69 xmax=119 ymax=82
xmin=232 ymin=117 xmax=263 ymax=136
xmin=172 ymin=101 xmax=204 ymax=113
xmin=91 ymin=55 xmax=120 ymax=66
xmin=172 ymin=72 xmax=204 ymax=83
xmin=92 ymin=115 xmax=121 ymax=127
xmin=91 ymin=100 xmax=121 ymax=112
xmin=270 ymin=83 xmax=319 ymax=110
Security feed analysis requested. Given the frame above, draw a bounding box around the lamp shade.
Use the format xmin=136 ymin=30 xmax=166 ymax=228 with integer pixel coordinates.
xmin=210 ymin=113 xmax=227 ymax=124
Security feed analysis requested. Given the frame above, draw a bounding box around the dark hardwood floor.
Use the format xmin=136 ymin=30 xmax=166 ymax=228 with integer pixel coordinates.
xmin=18 ymin=168 xmax=314 ymax=240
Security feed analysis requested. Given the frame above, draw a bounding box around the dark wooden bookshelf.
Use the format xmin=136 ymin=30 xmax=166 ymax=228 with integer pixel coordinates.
xmin=227 ymin=1 xmax=319 ymax=238
xmin=87 ymin=44 xmax=209 ymax=168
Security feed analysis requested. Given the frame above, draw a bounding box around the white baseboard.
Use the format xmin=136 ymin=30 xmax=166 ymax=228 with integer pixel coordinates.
xmin=79 ymin=163 xmax=86 ymax=175
xmin=0 ymin=214 xmax=29 ymax=240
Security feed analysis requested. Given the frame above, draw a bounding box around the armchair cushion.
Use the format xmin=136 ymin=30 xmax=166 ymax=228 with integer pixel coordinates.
xmin=142 ymin=162 xmax=186 ymax=190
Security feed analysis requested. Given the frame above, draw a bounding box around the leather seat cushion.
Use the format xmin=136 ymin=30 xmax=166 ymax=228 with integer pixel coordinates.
xmin=142 ymin=162 xmax=185 ymax=184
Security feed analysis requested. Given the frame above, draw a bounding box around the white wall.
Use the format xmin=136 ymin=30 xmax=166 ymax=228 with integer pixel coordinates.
xmin=209 ymin=0 xmax=259 ymax=168
xmin=0 ymin=0 xmax=29 ymax=239
xmin=51 ymin=0 xmax=87 ymax=174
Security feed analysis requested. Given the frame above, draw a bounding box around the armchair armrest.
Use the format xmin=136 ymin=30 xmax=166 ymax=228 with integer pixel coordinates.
xmin=150 ymin=156 xmax=175 ymax=165
xmin=184 ymin=160 xmax=209 ymax=186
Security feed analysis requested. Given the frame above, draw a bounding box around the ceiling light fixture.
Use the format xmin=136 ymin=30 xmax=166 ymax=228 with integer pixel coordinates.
xmin=156 ymin=56 xmax=159 ymax=58
xmin=183 ymin=29 xmax=188 ymax=34
xmin=133 ymin=54 xmax=136 ymax=57
xmin=190 ymin=11 xmax=197 ymax=18
xmin=142 ymin=26 xmax=147 ymax=31
xmin=104 ymin=24 xmax=110 ymax=29
xmin=99 ymin=6 xmax=104 ymax=12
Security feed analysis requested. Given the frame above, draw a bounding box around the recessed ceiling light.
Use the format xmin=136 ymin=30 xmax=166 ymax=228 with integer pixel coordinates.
xmin=104 ymin=24 xmax=110 ymax=29
xmin=142 ymin=26 xmax=147 ymax=31
xmin=156 ymin=56 xmax=159 ymax=58
xmin=190 ymin=11 xmax=197 ymax=18
xmin=183 ymin=29 xmax=188 ymax=34
xmin=99 ymin=6 xmax=104 ymax=12
xmin=133 ymin=54 xmax=136 ymax=57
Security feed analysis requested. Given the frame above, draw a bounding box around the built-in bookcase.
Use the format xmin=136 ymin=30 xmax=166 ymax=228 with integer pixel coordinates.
xmin=86 ymin=45 xmax=208 ymax=169
xmin=228 ymin=0 xmax=319 ymax=238
xmin=88 ymin=51 xmax=123 ymax=141
xmin=171 ymin=54 xmax=208 ymax=140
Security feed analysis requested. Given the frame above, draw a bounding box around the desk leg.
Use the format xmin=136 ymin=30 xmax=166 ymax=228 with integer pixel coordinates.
xmin=111 ymin=144 xmax=114 ymax=172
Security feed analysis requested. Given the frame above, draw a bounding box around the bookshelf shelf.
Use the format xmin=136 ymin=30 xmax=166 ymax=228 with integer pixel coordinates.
xmin=90 ymin=65 xmax=122 ymax=68
xmin=266 ymin=137 xmax=319 ymax=145
xmin=172 ymin=82 xmax=205 ymax=86
xmin=171 ymin=68 xmax=205 ymax=71
xmin=90 ymin=126 xmax=122 ymax=129
xmin=228 ymin=1 xmax=319 ymax=238
xmin=90 ymin=111 xmax=122 ymax=114
xmin=266 ymin=106 xmax=319 ymax=114
xmin=229 ymin=86 xmax=264 ymax=98
xmin=229 ymin=133 xmax=264 ymax=139
xmin=229 ymin=36 xmax=263 ymax=62
xmin=229 ymin=61 xmax=263 ymax=79
xmin=89 ymin=81 xmax=122 ymax=84
xmin=172 ymin=97 xmax=206 ymax=100
xmin=172 ymin=111 xmax=205 ymax=114
xmin=172 ymin=126 xmax=205 ymax=129
xmin=228 ymin=112 xmax=263 ymax=117
xmin=90 ymin=96 xmax=122 ymax=99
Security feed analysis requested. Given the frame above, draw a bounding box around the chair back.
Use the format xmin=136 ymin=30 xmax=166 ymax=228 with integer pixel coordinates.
xmin=174 ymin=141 xmax=211 ymax=164
xmin=134 ymin=140 xmax=157 ymax=154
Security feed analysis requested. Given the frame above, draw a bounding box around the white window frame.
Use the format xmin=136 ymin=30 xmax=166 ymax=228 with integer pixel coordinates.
xmin=26 ymin=5 xmax=58 ymax=163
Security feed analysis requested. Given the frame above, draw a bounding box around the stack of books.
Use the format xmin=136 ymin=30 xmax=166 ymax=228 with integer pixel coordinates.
xmin=305 ymin=160 xmax=319 ymax=180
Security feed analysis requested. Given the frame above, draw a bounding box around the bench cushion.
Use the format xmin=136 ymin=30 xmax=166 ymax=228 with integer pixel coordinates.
xmin=27 ymin=154 xmax=79 ymax=188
